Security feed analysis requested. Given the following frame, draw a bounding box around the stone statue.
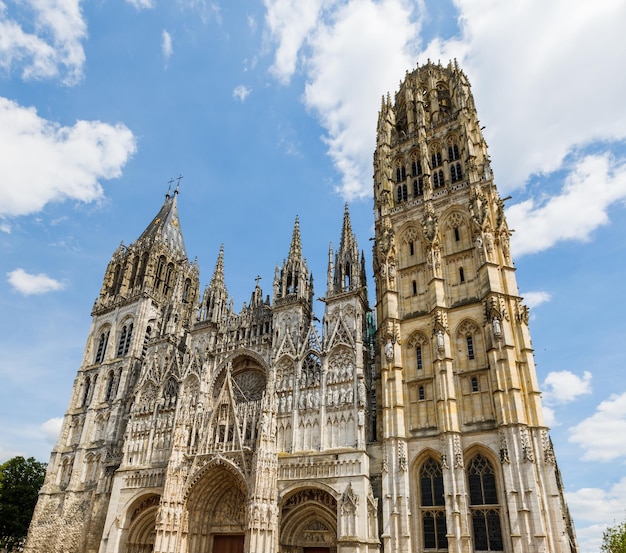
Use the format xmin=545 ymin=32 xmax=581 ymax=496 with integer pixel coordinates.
xmin=384 ymin=339 xmax=394 ymax=361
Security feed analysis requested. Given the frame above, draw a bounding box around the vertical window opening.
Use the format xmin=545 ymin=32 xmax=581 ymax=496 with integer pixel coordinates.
xmin=454 ymin=227 xmax=460 ymax=242
xmin=459 ymin=267 xmax=465 ymax=283
xmin=416 ymin=346 xmax=423 ymax=371
xmin=419 ymin=386 xmax=425 ymax=400
xmin=117 ymin=326 xmax=127 ymax=357
xmin=95 ymin=331 xmax=109 ymax=364
xmin=471 ymin=376 xmax=479 ymax=392
xmin=412 ymin=280 xmax=417 ymax=295
xmin=420 ymin=458 xmax=447 ymax=551
xmin=468 ymin=454 xmax=503 ymax=551
xmin=467 ymin=335 xmax=475 ymax=360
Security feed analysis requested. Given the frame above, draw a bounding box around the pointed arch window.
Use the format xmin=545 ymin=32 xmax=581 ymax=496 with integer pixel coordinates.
xmin=136 ymin=252 xmax=149 ymax=288
xmin=451 ymin=162 xmax=463 ymax=182
xmin=95 ymin=331 xmax=109 ymax=364
xmin=163 ymin=263 xmax=175 ymax=296
xmin=397 ymin=184 xmax=408 ymax=203
xmin=467 ymin=454 xmax=503 ymax=551
xmin=431 ymin=150 xmax=442 ymax=168
xmin=129 ymin=255 xmax=139 ymax=289
xmin=183 ymin=278 xmax=192 ymax=303
xmin=111 ymin=264 xmax=122 ymax=295
xmin=154 ymin=255 xmax=166 ymax=292
xmin=413 ymin=178 xmax=423 ymax=197
xmin=448 ymin=143 xmax=460 ymax=161
xmin=467 ymin=335 xmax=475 ymax=360
xmin=416 ymin=346 xmax=423 ymax=371
xmin=412 ymin=159 xmax=422 ymax=176
xmin=433 ymin=169 xmax=444 ymax=188
xmin=142 ymin=325 xmax=152 ymax=358
xmin=409 ymin=240 xmax=415 ymax=256
xmin=104 ymin=371 xmax=116 ymax=402
xmin=116 ymin=323 xmax=133 ymax=356
xmin=82 ymin=376 xmax=91 ymax=407
xmin=419 ymin=457 xmax=448 ymax=550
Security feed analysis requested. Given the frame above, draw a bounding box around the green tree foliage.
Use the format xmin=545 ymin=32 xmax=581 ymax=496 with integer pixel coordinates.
xmin=0 ymin=456 xmax=46 ymax=551
xmin=602 ymin=517 xmax=626 ymax=553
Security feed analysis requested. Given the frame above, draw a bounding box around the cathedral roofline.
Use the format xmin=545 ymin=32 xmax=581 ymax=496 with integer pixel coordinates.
xmin=136 ymin=189 xmax=187 ymax=258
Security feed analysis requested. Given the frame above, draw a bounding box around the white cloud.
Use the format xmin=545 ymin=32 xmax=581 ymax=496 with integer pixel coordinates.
xmin=40 ymin=417 xmax=63 ymax=444
xmin=506 ymin=154 xmax=626 ymax=257
xmin=542 ymin=405 xmax=556 ymax=428
xmin=0 ymin=222 xmax=10 ymax=233
xmin=569 ymin=392 xmax=626 ymax=462
xmin=162 ymin=29 xmax=173 ymax=65
xmin=429 ymin=0 xmax=626 ymax=192
xmin=521 ymin=291 xmax=551 ymax=310
xmin=262 ymin=0 xmax=626 ymax=222
xmin=7 ymin=268 xmax=65 ymax=295
xmin=0 ymin=0 xmax=87 ymax=85
xmin=233 ymin=85 xmax=251 ymax=102
xmin=567 ymin=477 xmax=626 ymax=553
xmin=263 ymin=0 xmax=325 ymax=83
xmin=543 ymin=370 xmax=592 ymax=405
xmin=126 ymin=0 xmax=154 ymax=9
xmin=0 ymin=97 xmax=136 ymax=218
xmin=303 ymin=0 xmax=421 ymax=200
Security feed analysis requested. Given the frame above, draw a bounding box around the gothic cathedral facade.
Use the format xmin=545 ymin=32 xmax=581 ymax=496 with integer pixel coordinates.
xmin=25 ymin=62 xmax=577 ymax=553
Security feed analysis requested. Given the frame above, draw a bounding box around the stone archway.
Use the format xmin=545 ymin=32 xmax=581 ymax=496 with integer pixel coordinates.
xmin=280 ymin=489 xmax=337 ymax=553
xmin=126 ymin=494 xmax=160 ymax=553
xmin=185 ymin=462 xmax=247 ymax=553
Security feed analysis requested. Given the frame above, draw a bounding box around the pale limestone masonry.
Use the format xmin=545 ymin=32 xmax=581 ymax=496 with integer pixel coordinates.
xmin=25 ymin=61 xmax=577 ymax=553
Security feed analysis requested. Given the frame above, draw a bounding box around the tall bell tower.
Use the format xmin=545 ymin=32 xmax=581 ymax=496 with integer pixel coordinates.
xmin=372 ymin=61 xmax=577 ymax=553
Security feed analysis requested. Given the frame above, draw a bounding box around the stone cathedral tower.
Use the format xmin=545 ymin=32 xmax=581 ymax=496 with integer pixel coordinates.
xmin=371 ymin=61 xmax=577 ymax=553
xmin=25 ymin=61 xmax=577 ymax=553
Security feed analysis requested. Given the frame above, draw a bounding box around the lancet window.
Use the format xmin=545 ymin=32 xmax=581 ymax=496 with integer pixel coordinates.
xmin=413 ymin=178 xmax=423 ymax=196
xmin=117 ymin=322 xmax=133 ymax=357
xmin=397 ymin=184 xmax=408 ymax=203
xmin=419 ymin=457 xmax=448 ymax=550
xmin=451 ymin=162 xmax=463 ymax=182
xmin=95 ymin=331 xmax=109 ymax=364
xmin=467 ymin=454 xmax=503 ymax=551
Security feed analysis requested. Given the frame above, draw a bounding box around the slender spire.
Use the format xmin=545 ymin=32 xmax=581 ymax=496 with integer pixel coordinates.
xmin=209 ymin=244 xmax=226 ymax=291
xmin=329 ymin=204 xmax=363 ymax=295
xmin=339 ymin=203 xmax=353 ymax=254
xmin=200 ymin=245 xmax=229 ymax=323
xmin=287 ymin=216 xmax=302 ymax=262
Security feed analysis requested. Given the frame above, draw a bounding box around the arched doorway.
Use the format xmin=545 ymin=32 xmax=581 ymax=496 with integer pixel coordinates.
xmin=280 ymin=489 xmax=337 ymax=553
xmin=126 ymin=494 xmax=160 ymax=553
xmin=186 ymin=462 xmax=247 ymax=553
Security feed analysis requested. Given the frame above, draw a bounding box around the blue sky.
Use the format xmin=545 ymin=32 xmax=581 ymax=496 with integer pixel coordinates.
xmin=1 ymin=1 xmax=625 ymax=551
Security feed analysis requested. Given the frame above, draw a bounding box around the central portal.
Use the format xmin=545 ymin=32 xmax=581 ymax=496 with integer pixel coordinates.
xmin=212 ymin=534 xmax=244 ymax=553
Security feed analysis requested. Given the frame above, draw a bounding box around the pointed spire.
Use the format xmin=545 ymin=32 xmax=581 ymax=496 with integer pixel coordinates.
xmin=137 ymin=190 xmax=187 ymax=258
xmin=199 ymin=245 xmax=228 ymax=323
xmin=339 ymin=203 xmax=353 ymax=254
xmin=329 ymin=204 xmax=365 ymax=296
xmin=288 ymin=216 xmax=302 ymax=262
xmin=209 ymin=245 xmax=226 ymax=290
